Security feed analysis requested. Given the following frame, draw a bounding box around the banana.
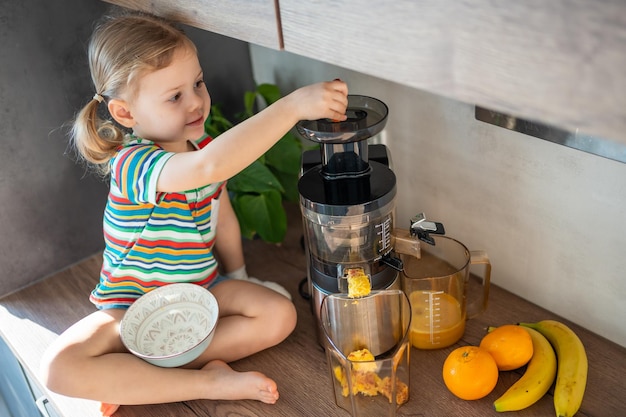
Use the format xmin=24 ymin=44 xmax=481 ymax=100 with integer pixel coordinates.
xmin=520 ymin=320 xmax=588 ymax=417
xmin=492 ymin=326 xmax=557 ymax=412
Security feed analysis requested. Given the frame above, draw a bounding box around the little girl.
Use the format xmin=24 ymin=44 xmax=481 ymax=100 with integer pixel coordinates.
xmin=40 ymin=11 xmax=348 ymax=416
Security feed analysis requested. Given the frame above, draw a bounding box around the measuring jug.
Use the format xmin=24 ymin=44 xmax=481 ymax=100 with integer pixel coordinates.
xmin=399 ymin=235 xmax=491 ymax=350
xmin=320 ymin=290 xmax=411 ymax=417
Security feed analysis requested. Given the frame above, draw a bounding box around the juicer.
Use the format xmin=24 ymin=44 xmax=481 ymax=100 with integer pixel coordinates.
xmin=296 ymin=95 xmax=403 ymax=335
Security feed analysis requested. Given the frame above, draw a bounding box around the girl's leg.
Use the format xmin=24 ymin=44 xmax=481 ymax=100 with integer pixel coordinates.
xmin=187 ymin=279 xmax=297 ymax=366
xmin=40 ymin=306 xmax=282 ymax=407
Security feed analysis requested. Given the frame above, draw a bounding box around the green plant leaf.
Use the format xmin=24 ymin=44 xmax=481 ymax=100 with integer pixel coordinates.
xmin=272 ymin=170 xmax=300 ymax=202
xmin=231 ymin=197 xmax=256 ymax=240
xmin=228 ymin=160 xmax=284 ymax=194
xmin=256 ymin=84 xmax=281 ymax=105
xmin=266 ymin=133 xmax=303 ymax=176
xmin=233 ymin=190 xmax=286 ymax=243
xmin=205 ymin=105 xmax=233 ymax=137
xmin=242 ymin=91 xmax=257 ymax=120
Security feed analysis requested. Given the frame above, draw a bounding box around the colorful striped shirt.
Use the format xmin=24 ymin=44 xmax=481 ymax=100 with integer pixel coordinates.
xmin=90 ymin=135 xmax=225 ymax=309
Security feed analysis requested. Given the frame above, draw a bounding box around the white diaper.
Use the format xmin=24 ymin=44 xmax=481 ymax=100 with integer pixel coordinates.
xmin=225 ymin=265 xmax=292 ymax=300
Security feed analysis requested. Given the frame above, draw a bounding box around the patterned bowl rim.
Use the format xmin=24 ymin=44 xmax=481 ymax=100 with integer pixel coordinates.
xmin=120 ymin=283 xmax=219 ymax=360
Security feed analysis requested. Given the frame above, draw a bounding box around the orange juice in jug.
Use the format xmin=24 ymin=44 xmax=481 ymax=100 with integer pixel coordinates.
xmin=409 ymin=291 xmax=465 ymax=349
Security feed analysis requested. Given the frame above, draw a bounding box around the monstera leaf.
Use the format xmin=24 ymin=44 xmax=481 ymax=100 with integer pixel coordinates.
xmin=231 ymin=189 xmax=286 ymax=243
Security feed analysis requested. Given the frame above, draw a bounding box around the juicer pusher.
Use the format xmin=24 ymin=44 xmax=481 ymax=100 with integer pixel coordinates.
xmin=296 ymin=95 xmax=389 ymax=144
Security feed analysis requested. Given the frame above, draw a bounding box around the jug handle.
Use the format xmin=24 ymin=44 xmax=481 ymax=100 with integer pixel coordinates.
xmin=466 ymin=250 xmax=491 ymax=319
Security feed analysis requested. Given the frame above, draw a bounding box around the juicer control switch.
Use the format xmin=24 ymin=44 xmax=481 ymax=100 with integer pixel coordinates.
xmin=410 ymin=213 xmax=446 ymax=245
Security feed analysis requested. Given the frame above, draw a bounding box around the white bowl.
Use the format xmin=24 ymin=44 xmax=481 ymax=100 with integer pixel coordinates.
xmin=120 ymin=283 xmax=219 ymax=367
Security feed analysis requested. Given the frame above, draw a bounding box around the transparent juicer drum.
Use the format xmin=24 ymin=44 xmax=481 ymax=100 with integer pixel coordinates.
xmin=302 ymin=196 xmax=396 ymax=280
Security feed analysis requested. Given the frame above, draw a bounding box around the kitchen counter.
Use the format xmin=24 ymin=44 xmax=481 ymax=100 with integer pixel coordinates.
xmin=0 ymin=202 xmax=624 ymax=417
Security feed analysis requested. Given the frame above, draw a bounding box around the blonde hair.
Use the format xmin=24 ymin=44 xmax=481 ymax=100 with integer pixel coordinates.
xmin=71 ymin=12 xmax=197 ymax=175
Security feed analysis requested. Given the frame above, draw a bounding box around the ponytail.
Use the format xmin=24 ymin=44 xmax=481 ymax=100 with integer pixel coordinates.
xmin=70 ymin=96 xmax=125 ymax=176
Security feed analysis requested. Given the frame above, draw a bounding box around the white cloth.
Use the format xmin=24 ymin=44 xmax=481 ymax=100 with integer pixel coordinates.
xmin=225 ymin=265 xmax=292 ymax=300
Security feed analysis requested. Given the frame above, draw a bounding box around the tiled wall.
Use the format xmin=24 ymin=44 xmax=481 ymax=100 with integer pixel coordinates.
xmin=250 ymin=45 xmax=626 ymax=347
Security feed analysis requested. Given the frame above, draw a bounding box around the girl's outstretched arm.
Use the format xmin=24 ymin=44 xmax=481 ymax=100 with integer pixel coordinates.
xmin=157 ymin=80 xmax=348 ymax=192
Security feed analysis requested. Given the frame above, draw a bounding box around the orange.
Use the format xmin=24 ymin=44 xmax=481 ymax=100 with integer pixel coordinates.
xmin=479 ymin=324 xmax=534 ymax=371
xmin=442 ymin=346 xmax=499 ymax=400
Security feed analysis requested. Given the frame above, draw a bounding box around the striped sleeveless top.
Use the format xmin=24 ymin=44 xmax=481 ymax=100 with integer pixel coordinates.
xmin=90 ymin=135 xmax=225 ymax=309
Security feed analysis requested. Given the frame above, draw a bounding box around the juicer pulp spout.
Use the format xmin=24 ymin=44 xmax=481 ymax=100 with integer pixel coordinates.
xmin=337 ymin=267 xmax=372 ymax=297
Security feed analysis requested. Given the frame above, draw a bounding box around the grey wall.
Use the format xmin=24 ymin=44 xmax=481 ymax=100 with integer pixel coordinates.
xmin=0 ymin=0 xmax=255 ymax=297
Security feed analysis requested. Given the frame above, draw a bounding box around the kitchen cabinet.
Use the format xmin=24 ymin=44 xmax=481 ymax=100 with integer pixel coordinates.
xmin=105 ymin=0 xmax=626 ymax=145
xmin=279 ymin=0 xmax=626 ymax=144
xmin=102 ymin=0 xmax=281 ymax=50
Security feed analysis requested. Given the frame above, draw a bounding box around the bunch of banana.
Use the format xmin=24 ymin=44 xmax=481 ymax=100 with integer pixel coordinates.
xmin=520 ymin=320 xmax=588 ymax=417
xmin=492 ymin=325 xmax=557 ymax=412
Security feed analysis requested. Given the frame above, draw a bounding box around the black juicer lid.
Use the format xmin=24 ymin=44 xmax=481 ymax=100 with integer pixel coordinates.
xmin=298 ymin=160 xmax=396 ymax=215
xmin=296 ymin=95 xmax=388 ymax=144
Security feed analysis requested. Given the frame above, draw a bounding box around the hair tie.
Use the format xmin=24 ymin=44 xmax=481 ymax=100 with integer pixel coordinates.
xmin=93 ymin=93 xmax=104 ymax=103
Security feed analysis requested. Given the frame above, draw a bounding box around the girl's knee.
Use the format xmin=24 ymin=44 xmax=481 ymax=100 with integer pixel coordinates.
xmin=269 ymin=297 xmax=297 ymax=341
xmin=39 ymin=309 xmax=125 ymax=393
xmin=40 ymin=340 xmax=72 ymax=393
xmin=285 ymin=300 xmax=297 ymax=331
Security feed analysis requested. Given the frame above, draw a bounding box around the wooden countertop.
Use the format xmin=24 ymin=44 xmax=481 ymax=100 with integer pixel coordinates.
xmin=1 ymin=203 xmax=624 ymax=417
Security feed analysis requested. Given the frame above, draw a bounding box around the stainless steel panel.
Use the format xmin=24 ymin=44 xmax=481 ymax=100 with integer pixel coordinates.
xmin=475 ymin=107 xmax=626 ymax=164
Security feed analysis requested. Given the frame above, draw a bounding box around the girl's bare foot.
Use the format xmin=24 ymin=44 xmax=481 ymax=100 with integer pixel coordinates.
xmin=201 ymin=360 xmax=279 ymax=404
xmin=98 ymin=360 xmax=277 ymax=415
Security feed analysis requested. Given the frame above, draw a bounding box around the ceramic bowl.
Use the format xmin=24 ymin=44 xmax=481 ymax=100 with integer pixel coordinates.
xmin=120 ymin=283 xmax=219 ymax=367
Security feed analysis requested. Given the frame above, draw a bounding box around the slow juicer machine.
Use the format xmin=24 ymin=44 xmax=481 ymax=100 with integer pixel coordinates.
xmin=296 ymin=96 xmax=403 ymax=332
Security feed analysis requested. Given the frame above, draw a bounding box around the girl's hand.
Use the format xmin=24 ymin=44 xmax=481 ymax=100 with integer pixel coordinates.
xmin=289 ymin=79 xmax=349 ymax=122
